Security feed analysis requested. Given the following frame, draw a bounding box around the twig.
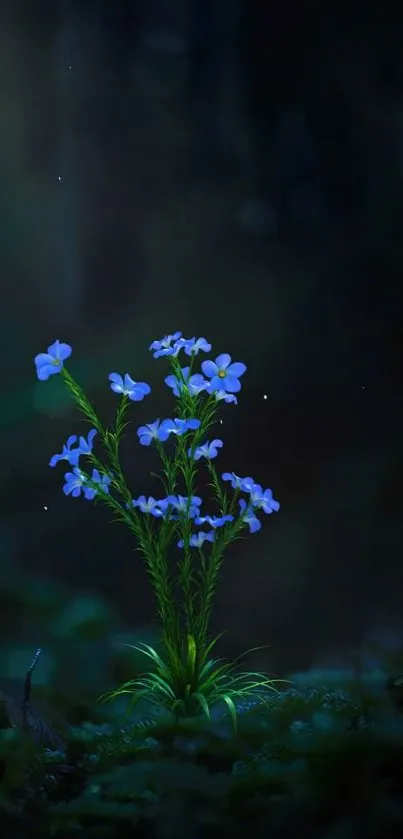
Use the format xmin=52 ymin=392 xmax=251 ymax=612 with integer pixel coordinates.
xmin=22 ymin=648 xmax=42 ymax=725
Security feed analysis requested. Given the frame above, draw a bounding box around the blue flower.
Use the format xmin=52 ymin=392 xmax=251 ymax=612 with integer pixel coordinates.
xmin=165 ymin=367 xmax=208 ymax=397
xmin=50 ymin=429 xmax=97 ymax=468
xmin=152 ymin=335 xmax=212 ymax=359
xmin=221 ymin=472 xmax=255 ymax=491
xmin=178 ymin=531 xmax=215 ymax=549
xmin=201 ymin=353 xmax=246 ymax=394
xmin=76 ymin=429 xmax=97 ymax=457
xmin=166 ymin=418 xmax=201 ymax=435
xmin=136 ymin=418 xmax=199 ymax=446
xmin=166 ymin=494 xmax=202 ymax=519
xmin=83 ymin=469 xmax=111 ymax=500
xmin=210 ymin=389 xmax=238 ymax=405
xmin=62 ymin=465 xmax=110 ymax=499
xmin=136 ymin=419 xmax=175 ymax=446
xmin=131 ymin=496 xmax=169 ymax=517
xmin=190 ymin=439 xmax=223 ymax=460
xmin=62 ymin=468 xmax=87 ymax=498
xmin=34 ymin=340 xmax=72 ymax=381
xmin=49 ymin=434 xmax=78 ymax=467
xmin=194 ymin=514 xmax=234 ymax=528
xmin=109 ymin=373 xmax=151 ymax=401
xmin=247 ymin=483 xmax=280 ymax=514
xmin=239 ymin=499 xmax=261 ymax=533
xmin=182 ymin=337 xmax=212 ymax=356
xmin=149 ymin=332 xmax=182 ymax=358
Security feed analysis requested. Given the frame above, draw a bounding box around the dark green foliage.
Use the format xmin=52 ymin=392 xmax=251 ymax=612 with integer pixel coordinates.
xmin=3 ymin=670 xmax=403 ymax=838
xmin=2 ymin=557 xmax=403 ymax=838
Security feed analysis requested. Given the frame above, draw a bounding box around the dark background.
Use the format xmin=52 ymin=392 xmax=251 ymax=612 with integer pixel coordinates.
xmin=1 ymin=0 xmax=402 ymax=677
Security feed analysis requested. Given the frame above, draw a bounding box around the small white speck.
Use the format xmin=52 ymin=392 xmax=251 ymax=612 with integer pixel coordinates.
xmin=58 ymin=176 xmax=62 ymax=182
xmin=219 ymin=419 xmax=223 ymax=424
xmin=43 ymin=506 xmax=48 ymax=511
xmin=68 ymin=65 xmax=72 ymax=70
xmin=360 ymin=385 xmax=366 ymax=390
xmin=263 ymin=394 xmax=268 ymax=400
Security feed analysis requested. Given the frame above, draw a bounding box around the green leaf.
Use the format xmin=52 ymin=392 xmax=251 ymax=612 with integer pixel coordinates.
xmin=194 ymin=691 xmax=211 ymax=720
xmin=186 ymin=634 xmax=197 ymax=673
xmin=221 ymin=694 xmax=238 ymax=733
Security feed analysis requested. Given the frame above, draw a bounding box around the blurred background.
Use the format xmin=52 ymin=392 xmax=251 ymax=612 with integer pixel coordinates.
xmin=0 ymin=0 xmax=402 ymax=703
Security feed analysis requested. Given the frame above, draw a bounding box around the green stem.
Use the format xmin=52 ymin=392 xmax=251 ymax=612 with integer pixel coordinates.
xmin=60 ymin=366 xmax=179 ymax=646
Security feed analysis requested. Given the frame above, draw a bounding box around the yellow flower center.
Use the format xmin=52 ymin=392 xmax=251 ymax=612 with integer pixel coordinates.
xmin=218 ymin=369 xmax=226 ymax=378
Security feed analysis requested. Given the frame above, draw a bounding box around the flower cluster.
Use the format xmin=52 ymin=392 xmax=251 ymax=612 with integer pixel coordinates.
xmin=64 ymin=467 xmax=111 ymax=499
xmin=49 ymin=429 xmax=97 ymax=468
xmin=137 ymin=418 xmax=200 ymax=446
xmin=34 ymin=332 xmax=282 ymax=725
xmin=34 ymin=335 xmax=280 ymax=544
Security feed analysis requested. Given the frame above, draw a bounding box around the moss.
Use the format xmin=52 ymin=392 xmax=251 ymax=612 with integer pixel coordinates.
xmin=2 ymin=605 xmax=403 ymax=839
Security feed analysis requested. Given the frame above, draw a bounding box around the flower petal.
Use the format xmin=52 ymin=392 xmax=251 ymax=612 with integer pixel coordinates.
xmin=36 ymin=363 xmax=57 ymax=381
xmin=35 ymin=352 xmax=52 ymax=368
xmin=109 ymin=372 xmax=122 ymax=383
xmin=226 ymin=361 xmax=246 ymax=378
xmin=207 ymin=375 xmax=223 ymax=392
xmin=54 ymin=342 xmax=72 ymax=362
xmin=222 ymin=375 xmax=241 ymax=393
xmin=124 ymin=373 xmax=136 ymax=390
xmin=138 ymin=382 xmax=151 ymax=394
xmin=201 ymin=359 xmax=218 ymax=378
xmin=215 ymin=353 xmax=231 ymax=370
